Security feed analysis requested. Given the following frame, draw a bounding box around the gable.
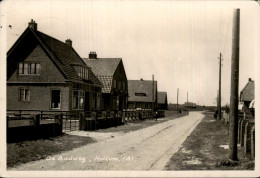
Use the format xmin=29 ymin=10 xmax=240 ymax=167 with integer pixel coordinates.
xmin=7 ymin=27 xmax=102 ymax=87
xmin=240 ymin=81 xmax=255 ymax=102
xmin=8 ymin=45 xmax=66 ymax=83
xmin=128 ymin=80 xmax=157 ymax=102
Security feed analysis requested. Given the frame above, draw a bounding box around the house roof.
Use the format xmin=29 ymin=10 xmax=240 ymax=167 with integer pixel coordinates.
xmin=83 ymin=58 xmax=122 ymax=93
xmin=240 ymin=79 xmax=255 ymax=102
xmin=8 ymin=27 xmax=102 ymax=86
xmin=128 ymin=79 xmax=157 ymax=102
xmin=157 ymin=92 xmax=167 ymax=104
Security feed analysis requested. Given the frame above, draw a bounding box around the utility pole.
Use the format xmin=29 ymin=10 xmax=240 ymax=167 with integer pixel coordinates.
xmin=187 ymin=92 xmax=188 ymax=110
xmin=229 ymin=9 xmax=240 ymax=161
xmin=218 ymin=53 xmax=223 ymax=120
xmin=152 ymin=74 xmax=154 ymax=111
xmin=177 ymin=88 xmax=179 ymax=114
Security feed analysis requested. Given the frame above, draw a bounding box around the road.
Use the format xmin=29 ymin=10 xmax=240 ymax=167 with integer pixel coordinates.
xmin=12 ymin=111 xmax=204 ymax=171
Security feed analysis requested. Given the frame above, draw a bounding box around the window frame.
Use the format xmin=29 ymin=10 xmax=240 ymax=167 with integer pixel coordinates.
xmin=72 ymin=90 xmax=85 ymax=110
xmin=18 ymin=62 xmax=41 ymax=75
xmin=19 ymin=88 xmax=30 ymax=101
xmin=50 ymin=89 xmax=61 ymax=109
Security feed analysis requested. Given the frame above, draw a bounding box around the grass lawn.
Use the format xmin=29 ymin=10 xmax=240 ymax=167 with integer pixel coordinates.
xmin=7 ymin=134 xmax=95 ymax=168
xmin=165 ymin=111 xmax=255 ymax=170
xmin=96 ymin=110 xmax=189 ymax=133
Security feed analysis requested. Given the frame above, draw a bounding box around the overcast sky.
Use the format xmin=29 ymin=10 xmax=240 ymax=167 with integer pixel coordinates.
xmin=1 ymin=0 xmax=259 ymax=106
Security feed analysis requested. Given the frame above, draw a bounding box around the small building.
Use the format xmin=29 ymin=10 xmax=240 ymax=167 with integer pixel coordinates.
xmin=127 ymin=79 xmax=157 ymax=110
xmin=7 ymin=20 xmax=103 ymax=112
xmin=157 ymin=92 xmax=168 ymax=110
xmin=83 ymin=52 xmax=128 ymax=111
xmin=240 ymin=78 xmax=255 ymax=119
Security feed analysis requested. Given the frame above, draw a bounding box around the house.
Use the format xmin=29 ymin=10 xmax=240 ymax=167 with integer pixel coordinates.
xmin=240 ymin=78 xmax=255 ymax=119
xmin=83 ymin=52 xmax=128 ymax=111
xmin=157 ymin=91 xmax=168 ymax=110
xmin=7 ymin=20 xmax=103 ymax=113
xmin=127 ymin=79 xmax=157 ymax=110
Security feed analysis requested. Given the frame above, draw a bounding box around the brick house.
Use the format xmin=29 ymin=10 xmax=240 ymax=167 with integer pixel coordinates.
xmin=7 ymin=20 xmax=103 ymax=112
xmin=127 ymin=79 xmax=157 ymax=110
xmin=83 ymin=52 xmax=128 ymax=111
xmin=157 ymin=92 xmax=168 ymax=110
xmin=240 ymin=78 xmax=255 ymax=119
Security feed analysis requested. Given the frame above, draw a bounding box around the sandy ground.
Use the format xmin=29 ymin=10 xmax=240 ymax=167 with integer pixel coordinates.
xmin=11 ymin=111 xmax=204 ymax=171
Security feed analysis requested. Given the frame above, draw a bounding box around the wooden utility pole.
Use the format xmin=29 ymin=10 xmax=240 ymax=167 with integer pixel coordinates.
xmin=152 ymin=74 xmax=154 ymax=111
xmin=177 ymin=88 xmax=179 ymax=114
xmin=187 ymin=92 xmax=188 ymax=109
xmin=218 ymin=53 xmax=223 ymax=120
xmin=229 ymin=9 xmax=240 ymax=161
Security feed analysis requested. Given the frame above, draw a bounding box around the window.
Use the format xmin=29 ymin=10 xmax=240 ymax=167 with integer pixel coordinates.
xmin=73 ymin=90 xmax=85 ymax=109
xmin=122 ymin=81 xmax=125 ymax=90
xmin=96 ymin=93 xmax=102 ymax=109
xmin=51 ymin=90 xmax=61 ymax=109
xmin=135 ymin=93 xmax=147 ymax=97
xmin=78 ymin=67 xmax=89 ymax=79
xmin=117 ymin=81 xmax=121 ymax=90
xmin=113 ymin=80 xmax=117 ymax=89
xmin=19 ymin=88 xmax=30 ymax=101
xmin=18 ymin=63 xmax=40 ymax=75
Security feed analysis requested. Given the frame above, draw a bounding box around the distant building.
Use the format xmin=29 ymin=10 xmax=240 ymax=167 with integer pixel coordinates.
xmin=157 ymin=92 xmax=168 ymax=110
xmin=83 ymin=52 xmax=128 ymax=111
xmin=127 ymin=79 xmax=157 ymax=110
xmin=240 ymin=78 xmax=255 ymax=119
xmin=7 ymin=20 xmax=103 ymax=112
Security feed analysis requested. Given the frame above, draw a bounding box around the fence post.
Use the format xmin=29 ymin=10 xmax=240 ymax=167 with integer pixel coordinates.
xmin=7 ymin=116 xmax=9 ymax=136
xmin=35 ymin=114 xmax=41 ymax=127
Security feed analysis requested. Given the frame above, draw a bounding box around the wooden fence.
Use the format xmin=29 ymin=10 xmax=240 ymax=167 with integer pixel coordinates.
xmin=223 ymin=112 xmax=255 ymax=159
xmin=7 ymin=109 xmax=165 ymax=133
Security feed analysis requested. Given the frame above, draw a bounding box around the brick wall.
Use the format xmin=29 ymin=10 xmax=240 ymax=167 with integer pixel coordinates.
xmin=8 ymin=45 xmax=66 ymax=83
xmin=7 ymin=85 xmax=70 ymax=111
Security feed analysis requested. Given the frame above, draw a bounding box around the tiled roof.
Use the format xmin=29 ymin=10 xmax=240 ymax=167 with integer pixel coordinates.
xmin=128 ymin=80 xmax=157 ymax=102
xmin=83 ymin=58 xmax=121 ymax=93
xmin=158 ymin=92 xmax=167 ymax=104
xmin=34 ymin=30 xmax=102 ymax=86
xmin=240 ymin=80 xmax=255 ymax=102
xmin=7 ymin=27 xmax=102 ymax=86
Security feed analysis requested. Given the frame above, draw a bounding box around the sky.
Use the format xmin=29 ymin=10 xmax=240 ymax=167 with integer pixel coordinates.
xmin=1 ymin=0 xmax=259 ymax=106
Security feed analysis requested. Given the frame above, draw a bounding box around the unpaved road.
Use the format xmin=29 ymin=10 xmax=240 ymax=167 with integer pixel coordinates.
xmin=12 ymin=111 xmax=204 ymax=171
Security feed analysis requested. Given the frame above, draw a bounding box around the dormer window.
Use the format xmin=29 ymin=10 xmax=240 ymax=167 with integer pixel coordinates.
xmin=79 ymin=66 xmax=89 ymax=79
xmin=135 ymin=93 xmax=147 ymax=97
xmin=72 ymin=64 xmax=89 ymax=80
xmin=18 ymin=62 xmax=40 ymax=75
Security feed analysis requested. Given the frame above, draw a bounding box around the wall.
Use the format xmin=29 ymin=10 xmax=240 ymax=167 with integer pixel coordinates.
xmin=7 ymin=85 xmax=70 ymax=111
xmin=8 ymin=45 xmax=66 ymax=83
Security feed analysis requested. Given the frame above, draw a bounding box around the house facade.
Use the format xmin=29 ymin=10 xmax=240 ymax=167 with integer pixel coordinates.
xmin=83 ymin=52 xmax=128 ymax=111
xmin=127 ymin=79 xmax=157 ymax=110
xmin=7 ymin=20 xmax=103 ymax=113
xmin=240 ymin=78 xmax=255 ymax=119
xmin=157 ymin=92 xmax=168 ymax=110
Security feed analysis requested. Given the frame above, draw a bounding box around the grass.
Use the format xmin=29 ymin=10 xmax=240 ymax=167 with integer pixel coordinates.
xmin=96 ymin=110 xmax=189 ymax=133
xmin=7 ymin=134 xmax=95 ymax=168
xmin=164 ymin=111 xmax=255 ymax=170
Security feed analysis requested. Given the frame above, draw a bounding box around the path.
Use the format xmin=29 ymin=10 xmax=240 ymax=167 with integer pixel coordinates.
xmin=12 ymin=111 xmax=204 ymax=170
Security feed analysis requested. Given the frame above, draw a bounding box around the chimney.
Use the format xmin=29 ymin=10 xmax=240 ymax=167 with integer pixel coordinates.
xmin=89 ymin=51 xmax=97 ymax=59
xmin=249 ymin=78 xmax=252 ymax=82
xmin=28 ymin=19 xmax=37 ymax=31
xmin=65 ymin=39 xmax=72 ymax=47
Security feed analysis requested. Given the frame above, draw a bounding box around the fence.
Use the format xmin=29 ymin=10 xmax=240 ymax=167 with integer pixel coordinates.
xmin=222 ymin=112 xmax=255 ymax=159
xmin=7 ymin=109 xmax=165 ymax=133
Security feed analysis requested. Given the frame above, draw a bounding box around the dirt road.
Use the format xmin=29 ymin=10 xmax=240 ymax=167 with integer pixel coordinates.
xmin=12 ymin=111 xmax=204 ymax=171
